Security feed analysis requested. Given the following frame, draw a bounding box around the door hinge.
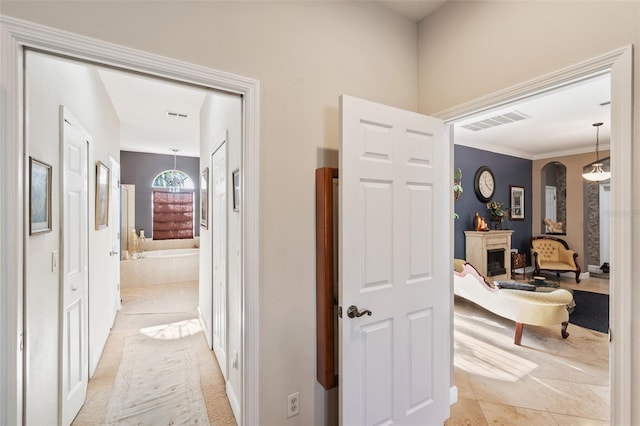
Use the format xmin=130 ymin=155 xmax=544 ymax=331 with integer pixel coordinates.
xmin=19 ymin=332 xmax=23 ymax=352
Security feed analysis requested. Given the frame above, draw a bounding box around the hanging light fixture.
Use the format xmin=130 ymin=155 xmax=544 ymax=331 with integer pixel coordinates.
xmin=582 ymin=122 xmax=611 ymax=182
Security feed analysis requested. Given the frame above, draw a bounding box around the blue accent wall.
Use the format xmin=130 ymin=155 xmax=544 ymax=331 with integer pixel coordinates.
xmin=454 ymin=145 xmax=532 ymax=261
xmin=120 ymin=151 xmax=201 ymax=239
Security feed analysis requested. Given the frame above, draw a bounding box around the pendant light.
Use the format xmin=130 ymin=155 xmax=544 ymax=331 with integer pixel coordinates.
xmin=582 ymin=122 xmax=611 ymax=182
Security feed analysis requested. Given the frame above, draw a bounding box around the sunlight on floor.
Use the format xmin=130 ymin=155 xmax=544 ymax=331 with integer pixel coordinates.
xmin=454 ymin=313 xmax=538 ymax=381
xmin=140 ymin=318 xmax=202 ymax=340
xmin=455 ymin=312 xmax=508 ymax=330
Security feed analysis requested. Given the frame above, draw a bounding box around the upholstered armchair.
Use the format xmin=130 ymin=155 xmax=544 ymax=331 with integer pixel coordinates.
xmin=453 ymin=259 xmax=573 ymax=345
xmin=530 ymin=236 xmax=581 ymax=283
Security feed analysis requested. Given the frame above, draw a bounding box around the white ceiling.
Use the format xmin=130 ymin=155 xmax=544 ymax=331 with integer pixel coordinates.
xmin=98 ymin=68 xmax=206 ymax=158
xmin=454 ymin=73 xmax=611 ymax=160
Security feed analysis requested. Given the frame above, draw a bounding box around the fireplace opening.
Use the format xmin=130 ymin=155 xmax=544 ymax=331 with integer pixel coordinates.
xmin=487 ymin=248 xmax=506 ymax=277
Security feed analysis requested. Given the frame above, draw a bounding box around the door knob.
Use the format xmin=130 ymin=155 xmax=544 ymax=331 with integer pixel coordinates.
xmin=347 ymin=305 xmax=372 ymax=318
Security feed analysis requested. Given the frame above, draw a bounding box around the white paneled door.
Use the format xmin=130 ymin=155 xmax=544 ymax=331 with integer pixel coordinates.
xmin=60 ymin=108 xmax=89 ymax=426
xmin=212 ymin=142 xmax=228 ymax=379
xmin=339 ymin=95 xmax=450 ymax=425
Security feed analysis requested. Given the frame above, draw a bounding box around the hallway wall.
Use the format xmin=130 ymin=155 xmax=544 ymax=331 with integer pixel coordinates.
xmin=24 ymin=51 xmax=120 ymax=424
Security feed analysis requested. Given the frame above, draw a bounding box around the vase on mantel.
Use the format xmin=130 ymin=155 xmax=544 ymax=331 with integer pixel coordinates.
xmin=490 ymin=215 xmax=503 ymax=230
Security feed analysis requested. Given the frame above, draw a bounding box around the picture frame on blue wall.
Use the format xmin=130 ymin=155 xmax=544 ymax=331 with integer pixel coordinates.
xmin=510 ymin=185 xmax=525 ymax=220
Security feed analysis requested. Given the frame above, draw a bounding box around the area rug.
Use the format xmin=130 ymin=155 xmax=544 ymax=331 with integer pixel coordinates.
xmin=569 ymin=290 xmax=609 ymax=334
xmin=104 ymin=334 xmax=210 ymax=425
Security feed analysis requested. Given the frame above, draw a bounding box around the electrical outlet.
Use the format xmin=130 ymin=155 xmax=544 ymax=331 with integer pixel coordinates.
xmin=286 ymin=392 xmax=300 ymax=418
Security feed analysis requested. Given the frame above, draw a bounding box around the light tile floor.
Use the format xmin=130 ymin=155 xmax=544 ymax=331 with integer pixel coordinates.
xmin=446 ymin=275 xmax=610 ymax=425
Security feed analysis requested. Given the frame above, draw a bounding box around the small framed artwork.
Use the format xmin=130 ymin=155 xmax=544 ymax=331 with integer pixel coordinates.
xmin=232 ymin=169 xmax=240 ymax=212
xmin=29 ymin=157 xmax=52 ymax=235
xmin=95 ymin=161 xmax=110 ymax=230
xmin=510 ymin=185 xmax=525 ymax=221
xmin=200 ymin=167 xmax=208 ymax=228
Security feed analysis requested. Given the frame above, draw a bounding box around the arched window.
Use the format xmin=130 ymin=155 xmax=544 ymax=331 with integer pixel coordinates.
xmin=152 ymin=169 xmax=194 ymax=191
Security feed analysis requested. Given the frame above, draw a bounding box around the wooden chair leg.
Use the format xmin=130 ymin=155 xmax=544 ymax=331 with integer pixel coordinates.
xmin=561 ymin=321 xmax=570 ymax=339
xmin=514 ymin=322 xmax=523 ymax=345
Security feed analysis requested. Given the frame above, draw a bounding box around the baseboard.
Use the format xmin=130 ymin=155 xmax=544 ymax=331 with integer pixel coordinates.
xmin=197 ymin=307 xmax=213 ymax=349
xmin=226 ymin=380 xmax=241 ymax=424
xmin=449 ymin=385 xmax=458 ymax=405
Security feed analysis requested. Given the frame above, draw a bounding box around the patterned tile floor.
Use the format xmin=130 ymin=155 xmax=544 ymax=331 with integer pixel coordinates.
xmin=446 ymin=276 xmax=610 ymax=425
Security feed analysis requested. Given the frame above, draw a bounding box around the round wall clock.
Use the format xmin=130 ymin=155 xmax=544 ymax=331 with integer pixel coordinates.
xmin=474 ymin=166 xmax=495 ymax=202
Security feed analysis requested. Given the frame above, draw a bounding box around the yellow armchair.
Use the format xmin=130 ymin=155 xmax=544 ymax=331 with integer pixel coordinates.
xmin=530 ymin=236 xmax=581 ymax=283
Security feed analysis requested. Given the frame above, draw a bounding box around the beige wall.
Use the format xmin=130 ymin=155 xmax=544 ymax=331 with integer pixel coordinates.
xmin=532 ymin=151 xmax=611 ymax=272
xmin=2 ymin=2 xmax=419 ymax=425
xmin=418 ymin=1 xmax=639 ymax=423
xmin=24 ymin=50 xmax=120 ymax=425
xmin=418 ymin=1 xmax=639 ymax=114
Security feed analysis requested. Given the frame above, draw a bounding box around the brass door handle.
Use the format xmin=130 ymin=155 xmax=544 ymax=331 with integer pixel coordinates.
xmin=347 ymin=305 xmax=372 ymax=318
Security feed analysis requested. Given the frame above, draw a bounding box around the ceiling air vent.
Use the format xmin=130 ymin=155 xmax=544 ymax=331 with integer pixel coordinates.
xmin=166 ymin=111 xmax=189 ymax=119
xmin=461 ymin=110 xmax=530 ymax=132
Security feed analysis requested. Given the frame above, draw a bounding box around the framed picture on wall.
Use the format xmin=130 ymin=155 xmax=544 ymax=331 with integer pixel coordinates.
xmin=232 ymin=169 xmax=240 ymax=212
xmin=29 ymin=157 xmax=52 ymax=235
xmin=510 ymin=185 xmax=525 ymax=220
xmin=200 ymin=167 xmax=208 ymax=228
xmin=95 ymin=161 xmax=110 ymax=230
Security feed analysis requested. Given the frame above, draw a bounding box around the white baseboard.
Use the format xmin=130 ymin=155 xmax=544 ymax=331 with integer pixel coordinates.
xmin=197 ymin=307 xmax=213 ymax=349
xmin=226 ymin=380 xmax=241 ymax=424
xmin=449 ymin=385 xmax=458 ymax=405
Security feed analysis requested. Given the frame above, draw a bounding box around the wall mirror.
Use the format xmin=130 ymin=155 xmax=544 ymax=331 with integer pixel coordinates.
xmin=540 ymin=161 xmax=567 ymax=234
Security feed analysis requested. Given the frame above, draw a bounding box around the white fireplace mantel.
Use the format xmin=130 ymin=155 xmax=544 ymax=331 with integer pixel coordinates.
xmin=464 ymin=230 xmax=514 ymax=282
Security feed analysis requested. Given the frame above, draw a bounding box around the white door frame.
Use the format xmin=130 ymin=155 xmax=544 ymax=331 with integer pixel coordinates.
xmin=210 ymin=139 xmax=228 ymax=380
xmin=0 ymin=15 xmax=261 ymax=425
xmin=436 ymin=45 xmax=633 ymax=425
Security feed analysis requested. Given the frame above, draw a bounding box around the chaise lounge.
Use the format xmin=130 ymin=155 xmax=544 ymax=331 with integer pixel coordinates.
xmin=530 ymin=236 xmax=581 ymax=283
xmin=453 ymin=259 xmax=574 ymax=345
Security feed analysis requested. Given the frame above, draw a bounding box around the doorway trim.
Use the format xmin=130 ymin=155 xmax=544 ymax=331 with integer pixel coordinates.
xmin=0 ymin=15 xmax=261 ymax=425
xmin=436 ymin=45 xmax=633 ymax=425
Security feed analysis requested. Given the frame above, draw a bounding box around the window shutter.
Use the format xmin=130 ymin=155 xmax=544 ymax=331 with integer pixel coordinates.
xmin=152 ymin=191 xmax=194 ymax=240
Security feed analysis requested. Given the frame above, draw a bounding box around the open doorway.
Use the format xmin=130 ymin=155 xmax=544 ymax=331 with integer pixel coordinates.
xmin=447 ymin=67 xmax=619 ymax=423
xmin=8 ymin=26 xmax=258 ymax=424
